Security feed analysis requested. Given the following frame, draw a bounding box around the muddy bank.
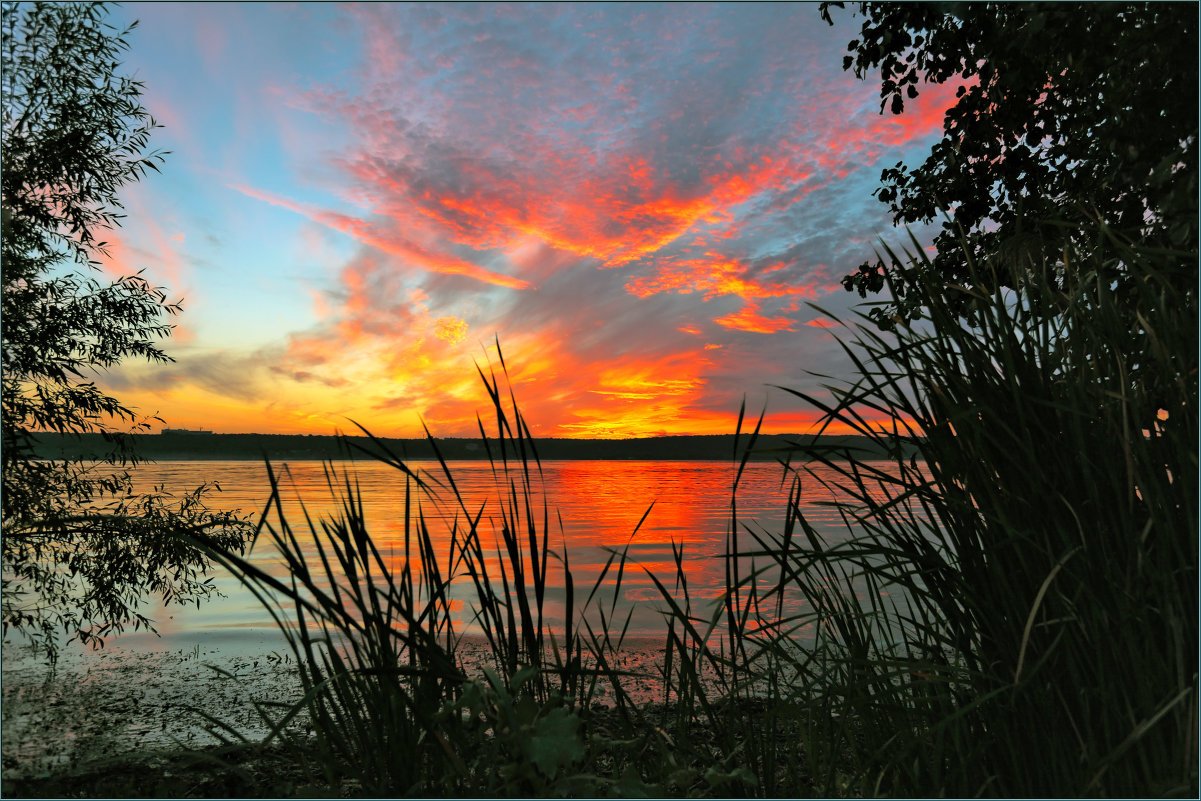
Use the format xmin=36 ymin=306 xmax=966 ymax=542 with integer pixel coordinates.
xmin=1 ymin=631 xmax=675 ymax=787
xmin=1 ymin=635 xmax=308 ymax=783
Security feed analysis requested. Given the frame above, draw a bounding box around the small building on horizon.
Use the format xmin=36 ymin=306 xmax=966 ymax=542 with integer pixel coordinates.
xmin=160 ymin=428 xmax=213 ymax=435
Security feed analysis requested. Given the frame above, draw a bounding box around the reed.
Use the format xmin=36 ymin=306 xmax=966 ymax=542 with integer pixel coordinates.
xmin=196 ymin=349 xmax=756 ymax=795
xmin=750 ymin=223 xmax=1198 ymax=796
xmin=194 ymin=221 xmax=1194 ymax=797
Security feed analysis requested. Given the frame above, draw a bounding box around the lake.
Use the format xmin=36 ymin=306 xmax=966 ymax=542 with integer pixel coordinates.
xmin=1 ymin=456 xmax=918 ymax=772
xmin=3 ymin=455 xmax=920 ymax=664
xmin=108 ymin=457 xmax=903 ymax=646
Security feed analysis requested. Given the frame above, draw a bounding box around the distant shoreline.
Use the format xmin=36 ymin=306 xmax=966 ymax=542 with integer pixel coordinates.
xmin=30 ymin=431 xmax=920 ymax=462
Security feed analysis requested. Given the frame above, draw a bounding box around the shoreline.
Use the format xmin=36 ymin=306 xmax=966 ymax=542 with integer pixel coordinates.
xmin=30 ymin=431 xmax=920 ymax=463
xmin=1 ymin=630 xmax=676 ymax=785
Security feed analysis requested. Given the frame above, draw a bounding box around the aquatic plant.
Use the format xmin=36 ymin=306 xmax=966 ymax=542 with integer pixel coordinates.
xmin=196 ymin=222 xmax=1195 ymax=797
xmin=757 ymin=223 xmax=1198 ymax=796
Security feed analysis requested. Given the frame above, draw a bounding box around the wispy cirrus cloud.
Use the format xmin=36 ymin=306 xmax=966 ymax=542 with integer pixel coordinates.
xmin=232 ymin=184 xmax=530 ymax=290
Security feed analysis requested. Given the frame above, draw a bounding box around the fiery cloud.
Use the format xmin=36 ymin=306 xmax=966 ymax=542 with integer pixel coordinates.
xmin=233 ymin=184 xmax=530 ymax=290
xmin=435 ymin=316 xmax=468 ymax=345
xmin=97 ymin=4 xmax=960 ymax=438
xmin=714 ymin=301 xmax=797 ymax=334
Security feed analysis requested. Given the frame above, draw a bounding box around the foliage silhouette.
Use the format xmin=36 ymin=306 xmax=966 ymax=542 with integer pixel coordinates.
xmin=1 ymin=1 xmax=251 ymax=660
xmin=820 ymin=2 xmax=1198 ymax=328
xmin=194 ymin=234 xmax=1196 ymax=795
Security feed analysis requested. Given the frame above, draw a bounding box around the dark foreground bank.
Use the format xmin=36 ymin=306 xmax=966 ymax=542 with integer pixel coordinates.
xmin=1 ymin=636 xmax=813 ymax=799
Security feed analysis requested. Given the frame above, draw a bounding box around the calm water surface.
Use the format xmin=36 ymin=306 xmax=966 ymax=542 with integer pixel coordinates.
xmin=1 ymin=457 xmax=927 ymax=770
xmin=115 ymin=458 xmax=908 ymax=645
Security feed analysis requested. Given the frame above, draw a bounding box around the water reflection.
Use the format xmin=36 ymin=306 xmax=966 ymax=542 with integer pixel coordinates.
xmin=124 ymin=458 xmax=916 ymax=642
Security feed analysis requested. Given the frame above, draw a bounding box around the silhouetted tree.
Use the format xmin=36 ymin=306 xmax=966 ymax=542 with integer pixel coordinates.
xmin=1 ymin=1 xmax=250 ymax=660
xmin=821 ymin=2 xmax=1197 ymax=327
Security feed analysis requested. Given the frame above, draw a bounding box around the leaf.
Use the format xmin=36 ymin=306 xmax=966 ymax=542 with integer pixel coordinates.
xmin=526 ymin=706 xmax=583 ymax=778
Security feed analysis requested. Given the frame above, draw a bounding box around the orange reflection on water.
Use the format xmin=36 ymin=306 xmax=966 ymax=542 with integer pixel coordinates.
xmin=122 ymin=458 xmax=910 ymax=640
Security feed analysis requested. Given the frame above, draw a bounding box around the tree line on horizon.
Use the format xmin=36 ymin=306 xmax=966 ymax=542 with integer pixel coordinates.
xmin=27 ymin=430 xmax=914 ymax=462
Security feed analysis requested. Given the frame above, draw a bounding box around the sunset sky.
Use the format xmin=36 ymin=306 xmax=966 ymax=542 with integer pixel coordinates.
xmin=94 ymin=2 xmax=958 ymax=439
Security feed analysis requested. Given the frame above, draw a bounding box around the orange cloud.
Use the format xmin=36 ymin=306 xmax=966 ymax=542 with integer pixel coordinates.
xmin=435 ymin=316 xmax=468 ymax=345
xmin=625 ymin=254 xmax=817 ymax=303
xmin=102 ymin=325 xmax=892 ymax=441
xmin=713 ymin=301 xmax=795 ymax=334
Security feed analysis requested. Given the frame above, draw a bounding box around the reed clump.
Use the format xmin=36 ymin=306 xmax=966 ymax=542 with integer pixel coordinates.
xmin=763 ymin=224 xmax=1197 ymax=797
xmin=197 ymin=223 xmax=1195 ymax=798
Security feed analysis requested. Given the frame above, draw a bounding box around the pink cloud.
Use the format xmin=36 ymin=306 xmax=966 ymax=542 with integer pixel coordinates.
xmin=232 ymin=184 xmax=531 ymax=290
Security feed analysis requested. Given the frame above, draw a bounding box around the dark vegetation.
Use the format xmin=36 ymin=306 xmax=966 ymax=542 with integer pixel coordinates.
xmin=3 ymin=2 xmax=1196 ymax=798
xmin=0 ymin=1 xmax=251 ymax=661
xmin=17 ymin=237 xmax=1192 ymax=795
xmin=822 ymin=2 xmax=1197 ymax=330
xmin=29 ymin=431 xmax=916 ymax=462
